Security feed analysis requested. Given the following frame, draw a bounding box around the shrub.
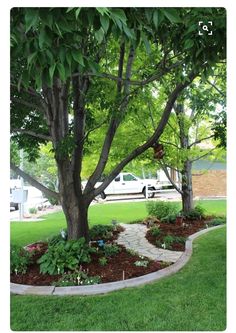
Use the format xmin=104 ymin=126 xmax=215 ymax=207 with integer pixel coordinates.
xmin=10 ymin=245 xmax=32 ymax=274
xmin=161 ymin=213 xmax=178 ymax=223
xmin=37 ymin=238 xmax=92 ymax=275
xmin=103 ymin=244 xmax=121 ymax=257
xmin=53 ymin=270 xmax=101 ymax=286
xmin=183 ymin=205 xmax=206 ymax=220
xmin=150 ymin=226 xmax=161 ymax=237
xmin=89 ymin=225 xmax=115 ymax=240
xmin=29 ymin=207 xmax=37 ymax=214
xmin=207 ymin=217 xmax=226 ymax=226
xmin=146 ymin=201 xmax=179 ymax=221
xmin=98 ymin=257 xmax=108 ymax=266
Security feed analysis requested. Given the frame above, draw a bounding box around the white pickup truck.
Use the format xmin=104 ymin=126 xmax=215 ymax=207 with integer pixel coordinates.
xmin=91 ymin=172 xmax=161 ymax=199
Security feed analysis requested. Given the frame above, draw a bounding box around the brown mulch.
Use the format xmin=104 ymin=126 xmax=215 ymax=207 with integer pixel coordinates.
xmin=10 ymin=244 xmax=169 ymax=286
xmin=10 ymin=219 xmax=213 ymax=286
xmin=145 ymin=218 xmax=211 ymax=251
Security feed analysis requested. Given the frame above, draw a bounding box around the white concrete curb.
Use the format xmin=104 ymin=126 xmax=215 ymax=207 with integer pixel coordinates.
xmin=10 ymin=224 xmax=225 ymax=296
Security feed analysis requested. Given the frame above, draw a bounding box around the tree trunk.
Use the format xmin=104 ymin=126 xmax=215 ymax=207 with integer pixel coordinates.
xmin=62 ymin=197 xmax=90 ymax=241
xmin=56 ymin=159 xmax=90 ymax=241
xmin=181 ymin=160 xmax=194 ymax=213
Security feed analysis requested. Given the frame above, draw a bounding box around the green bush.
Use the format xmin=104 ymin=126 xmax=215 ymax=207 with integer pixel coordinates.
xmin=89 ymin=224 xmax=115 ymax=240
xmin=29 ymin=207 xmax=37 ymax=214
xmin=10 ymin=245 xmax=32 ymax=274
xmin=207 ymin=217 xmax=226 ymax=226
xmin=161 ymin=213 xmax=177 ymax=223
xmin=37 ymin=238 xmax=93 ymax=275
xmin=146 ymin=201 xmax=179 ymax=221
xmin=183 ymin=205 xmax=206 ymax=220
xmin=150 ymin=226 xmax=161 ymax=237
xmin=53 ymin=270 xmax=101 ymax=286
xmin=103 ymin=244 xmax=121 ymax=257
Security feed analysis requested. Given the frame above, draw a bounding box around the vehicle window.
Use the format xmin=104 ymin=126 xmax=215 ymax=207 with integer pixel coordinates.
xmin=115 ymin=176 xmax=120 ymax=182
xmin=123 ymin=174 xmax=137 ymax=181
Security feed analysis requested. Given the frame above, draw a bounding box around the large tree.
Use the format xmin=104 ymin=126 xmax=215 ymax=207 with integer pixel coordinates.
xmin=10 ymin=7 xmax=226 ymax=240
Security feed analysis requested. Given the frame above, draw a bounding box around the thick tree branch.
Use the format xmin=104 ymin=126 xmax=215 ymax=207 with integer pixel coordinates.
xmin=10 ymin=163 xmax=60 ymax=200
xmin=11 ymin=128 xmax=51 ymax=141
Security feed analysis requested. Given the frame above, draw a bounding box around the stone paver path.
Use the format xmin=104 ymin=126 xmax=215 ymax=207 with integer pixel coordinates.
xmin=116 ymin=223 xmax=183 ymax=262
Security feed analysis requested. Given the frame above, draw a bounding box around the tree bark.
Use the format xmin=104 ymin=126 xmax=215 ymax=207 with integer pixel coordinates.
xmin=181 ymin=160 xmax=194 ymax=212
xmin=175 ymin=103 xmax=194 ymax=213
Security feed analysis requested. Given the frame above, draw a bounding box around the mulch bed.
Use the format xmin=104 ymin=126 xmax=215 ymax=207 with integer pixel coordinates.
xmin=10 ymin=219 xmax=214 ymax=286
xmin=10 ymin=243 xmax=169 ymax=286
xmin=146 ymin=218 xmax=211 ymax=251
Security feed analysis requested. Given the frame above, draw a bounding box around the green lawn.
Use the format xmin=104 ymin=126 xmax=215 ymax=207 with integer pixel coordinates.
xmin=11 ymin=199 xmax=226 ymax=246
xmin=10 ymin=226 xmax=226 ymax=331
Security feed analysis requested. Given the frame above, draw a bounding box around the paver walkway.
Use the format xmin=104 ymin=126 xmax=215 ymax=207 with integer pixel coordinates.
xmin=116 ymin=223 xmax=183 ymax=263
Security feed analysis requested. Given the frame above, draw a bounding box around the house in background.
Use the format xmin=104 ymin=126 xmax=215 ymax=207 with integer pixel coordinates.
xmin=192 ymin=159 xmax=226 ymax=198
xmin=156 ymin=158 xmax=226 ymax=198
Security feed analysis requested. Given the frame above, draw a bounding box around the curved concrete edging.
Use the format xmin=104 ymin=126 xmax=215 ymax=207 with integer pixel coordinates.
xmin=10 ymin=224 xmax=225 ymax=296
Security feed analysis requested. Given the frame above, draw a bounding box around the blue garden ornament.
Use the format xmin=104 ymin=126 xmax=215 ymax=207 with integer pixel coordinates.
xmin=97 ymin=239 xmax=105 ymax=247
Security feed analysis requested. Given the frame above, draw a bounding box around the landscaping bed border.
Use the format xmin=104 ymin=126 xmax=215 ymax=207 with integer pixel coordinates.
xmin=10 ymin=224 xmax=225 ymax=296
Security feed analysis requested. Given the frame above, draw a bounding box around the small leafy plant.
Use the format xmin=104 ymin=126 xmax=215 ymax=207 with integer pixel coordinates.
xmin=10 ymin=245 xmax=32 ymax=275
xmin=99 ymin=257 xmax=108 ymax=266
xmin=172 ymin=236 xmax=187 ymax=244
xmin=134 ymin=260 xmax=149 ymax=267
xmin=29 ymin=207 xmax=37 ymax=214
xmin=150 ymin=225 xmax=161 ymax=237
xmin=102 ymin=244 xmax=121 ymax=257
xmin=89 ymin=224 xmax=115 ymax=240
xmin=182 ymin=205 xmax=206 ymax=220
xmin=126 ymin=248 xmax=138 ymax=256
xmin=37 ymin=238 xmax=92 ymax=275
xmin=53 ymin=270 xmax=101 ymax=287
xmin=162 ymin=235 xmax=175 ymax=249
xmin=207 ymin=217 xmax=226 ymax=226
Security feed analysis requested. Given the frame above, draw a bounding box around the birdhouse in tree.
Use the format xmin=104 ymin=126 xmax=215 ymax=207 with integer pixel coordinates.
xmin=153 ymin=143 xmax=165 ymax=159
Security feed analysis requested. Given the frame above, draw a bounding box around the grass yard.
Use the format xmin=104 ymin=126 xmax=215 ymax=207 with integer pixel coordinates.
xmin=10 ymin=199 xmax=226 ymax=247
xmin=10 ymin=226 xmax=226 ymax=331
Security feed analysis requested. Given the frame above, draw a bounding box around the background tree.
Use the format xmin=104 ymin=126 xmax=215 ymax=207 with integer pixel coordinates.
xmin=10 ymin=7 xmax=226 ymax=240
xmin=155 ymin=70 xmax=226 ymax=212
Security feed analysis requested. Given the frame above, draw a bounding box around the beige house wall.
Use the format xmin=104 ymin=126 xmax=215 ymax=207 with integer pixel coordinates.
xmin=192 ymin=170 xmax=226 ymax=197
